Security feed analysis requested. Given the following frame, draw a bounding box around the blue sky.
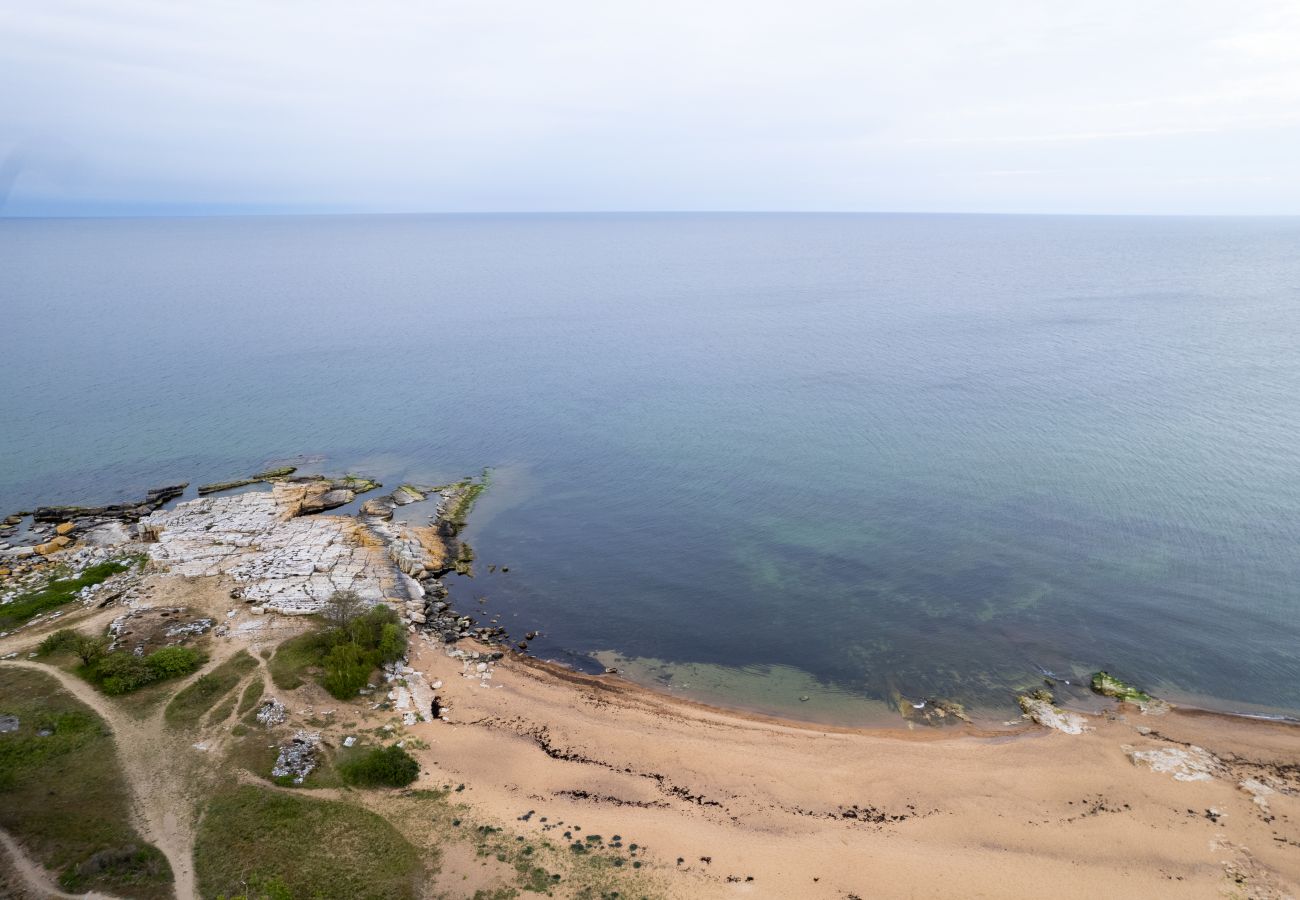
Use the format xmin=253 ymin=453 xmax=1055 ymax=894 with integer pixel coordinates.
xmin=3 ymin=0 xmax=1299 ymax=215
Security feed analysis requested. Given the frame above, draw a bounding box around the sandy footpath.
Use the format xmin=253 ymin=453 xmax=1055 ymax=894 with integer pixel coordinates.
xmin=404 ymin=634 xmax=1300 ymax=899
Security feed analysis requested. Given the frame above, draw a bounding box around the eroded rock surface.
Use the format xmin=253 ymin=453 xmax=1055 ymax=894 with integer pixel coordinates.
xmin=144 ymin=486 xmax=401 ymax=614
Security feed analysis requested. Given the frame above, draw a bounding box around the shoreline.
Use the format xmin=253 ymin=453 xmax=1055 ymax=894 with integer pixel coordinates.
xmin=5 ymin=470 xmax=1300 ymax=732
xmin=1 ymin=471 xmax=1299 ymax=896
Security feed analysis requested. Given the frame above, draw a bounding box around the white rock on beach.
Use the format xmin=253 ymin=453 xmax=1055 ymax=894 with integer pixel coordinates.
xmin=1018 ymin=696 xmax=1090 ymax=734
xmin=1123 ymin=744 xmax=1226 ymax=781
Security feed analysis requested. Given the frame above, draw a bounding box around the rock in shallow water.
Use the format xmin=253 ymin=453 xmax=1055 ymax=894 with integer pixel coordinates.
xmin=1018 ymin=695 xmax=1090 ymax=734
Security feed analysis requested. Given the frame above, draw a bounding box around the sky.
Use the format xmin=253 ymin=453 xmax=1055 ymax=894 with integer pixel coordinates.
xmin=2 ymin=0 xmax=1300 ymax=215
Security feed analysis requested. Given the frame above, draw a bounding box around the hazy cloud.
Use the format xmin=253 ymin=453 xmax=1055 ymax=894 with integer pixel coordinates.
xmin=2 ymin=0 xmax=1299 ymax=214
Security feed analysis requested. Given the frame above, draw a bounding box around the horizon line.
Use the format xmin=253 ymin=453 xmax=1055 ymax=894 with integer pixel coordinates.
xmin=4 ymin=208 xmax=1300 ymax=221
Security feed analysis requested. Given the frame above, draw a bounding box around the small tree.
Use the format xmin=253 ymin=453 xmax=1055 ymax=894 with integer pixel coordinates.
xmin=322 ymin=589 xmax=363 ymax=629
xmin=72 ymin=634 xmax=110 ymax=667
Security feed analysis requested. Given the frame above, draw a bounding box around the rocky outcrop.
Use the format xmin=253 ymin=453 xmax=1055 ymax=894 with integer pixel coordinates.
xmin=32 ymin=484 xmax=188 ymax=524
xmin=144 ymin=488 xmax=400 ymax=614
xmin=278 ymin=476 xmax=381 ymax=516
xmin=196 ymin=466 xmax=298 ymax=496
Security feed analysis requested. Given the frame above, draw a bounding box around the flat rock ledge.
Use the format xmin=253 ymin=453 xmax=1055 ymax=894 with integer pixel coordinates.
xmin=144 ymin=484 xmax=415 ymax=615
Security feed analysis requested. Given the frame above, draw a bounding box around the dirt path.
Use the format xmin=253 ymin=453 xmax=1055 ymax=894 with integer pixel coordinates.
xmin=0 ymin=827 xmax=124 ymax=900
xmin=0 ymin=652 xmax=250 ymax=900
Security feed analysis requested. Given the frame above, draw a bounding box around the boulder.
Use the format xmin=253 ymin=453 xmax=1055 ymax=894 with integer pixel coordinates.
xmin=298 ymin=488 xmax=355 ymax=514
xmin=54 ymin=522 xmax=76 ymax=536
xmin=35 ymin=536 xmax=73 ymax=555
xmin=392 ymin=485 xmax=426 ymax=505
xmin=81 ymin=522 xmax=133 ymax=547
xmin=359 ymin=497 xmax=397 ymax=520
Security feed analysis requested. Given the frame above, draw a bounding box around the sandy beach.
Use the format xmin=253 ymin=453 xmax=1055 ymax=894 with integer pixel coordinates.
xmin=398 ymin=633 xmax=1300 ymax=898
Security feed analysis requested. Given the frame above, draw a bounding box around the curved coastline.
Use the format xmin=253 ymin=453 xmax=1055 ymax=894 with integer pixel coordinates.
xmin=3 ymin=471 xmax=1300 ymax=897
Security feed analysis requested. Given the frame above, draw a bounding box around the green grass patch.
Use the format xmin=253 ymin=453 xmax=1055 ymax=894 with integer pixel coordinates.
xmin=268 ymin=631 xmax=321 ymax=691
xmin=206 ymin=692 xmax=238 ymax=727
xmin=236 ymin=677 xmax=265 ymax=715
xmin=82 ymin=645 xmax=206 ymax=696
xmin=0 ymin=559 xmax=136 ymax=630
xmin=0 ymin=667 xmax=173 ymax=898
xmin=194 ymin=785 xmax=423 ymax=900
xmin=164 ymin=650 xmax=257 ymax=729
xmin=270 ymin=607 xmax=406 ymax=700
xmin=338 ymin=744 xmax=420 ymax=787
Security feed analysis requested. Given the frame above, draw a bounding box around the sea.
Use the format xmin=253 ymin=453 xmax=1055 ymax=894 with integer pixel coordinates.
xmin=2 ymin=212 xmax=1298 ymax=724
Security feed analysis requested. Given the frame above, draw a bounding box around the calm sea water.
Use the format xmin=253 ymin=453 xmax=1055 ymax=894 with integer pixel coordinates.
xmin=2 ymin=213 xmax=1298 ymax=721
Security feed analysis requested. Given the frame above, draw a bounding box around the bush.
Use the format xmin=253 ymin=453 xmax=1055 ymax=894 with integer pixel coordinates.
xmin=146 ymin=646 xmax=206 ymax=679
xmin=338 ymin=745 xmax=420 ymax=788
xmin=37 ymin=628 xmax=82 ymax=656
xmin=85 ymin=646 xmax=206 ymax=695
xmin=322 ymin=643 xmax=371 ymax=699
xmin=273 ymin=605 xmax=407 ymax=700
xmin=73 ymin=635 xmax=110 ymax=666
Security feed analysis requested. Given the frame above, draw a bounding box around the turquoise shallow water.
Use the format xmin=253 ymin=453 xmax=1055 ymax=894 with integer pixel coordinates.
xmin=2 ymin=213 xmax=1299 ymax=720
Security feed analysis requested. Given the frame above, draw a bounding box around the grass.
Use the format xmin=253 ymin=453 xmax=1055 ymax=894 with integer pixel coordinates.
xmin=194 ymin=785 xmax=424 ymax=900
xmin=164 ymin=650 xmax=257 ymax=729
xmin=0 ymin=667 xmax=173 ymax=898
xmin=206 ymin=691 xmax=238 ymax=727
xmin=236 ymin=678 xmax=265 ymax=715
xmin=377 ymin=787 xmax=655 ymax=899
xmin=268 ymin=630 xmax=321 ymax=691
xmin=0 ymin=558 xmax=136 ymax=630
xmin=338 ymin=744 xmax=420 ymax=787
